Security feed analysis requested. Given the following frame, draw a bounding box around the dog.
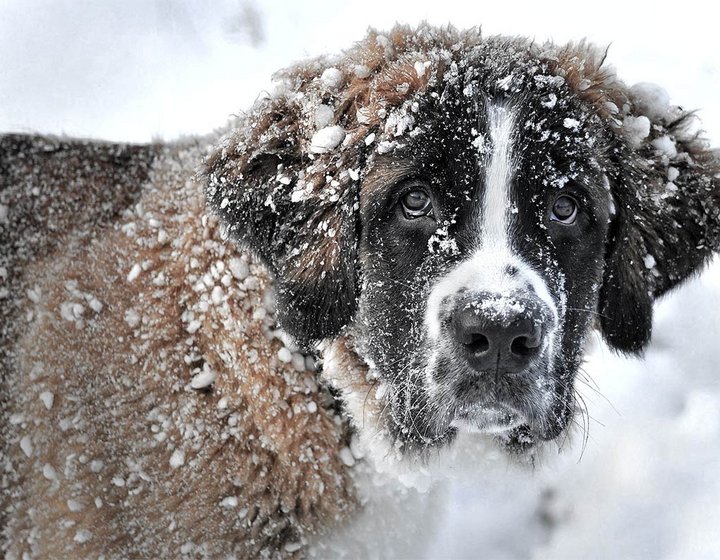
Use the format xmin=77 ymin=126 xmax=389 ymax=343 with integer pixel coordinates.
xmin=2 ymin=24 xmax=719 ymax=558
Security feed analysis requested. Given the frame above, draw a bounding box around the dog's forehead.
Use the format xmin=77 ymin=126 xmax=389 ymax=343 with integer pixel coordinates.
xmin=360 ymin=73 xmax=602 ymax=210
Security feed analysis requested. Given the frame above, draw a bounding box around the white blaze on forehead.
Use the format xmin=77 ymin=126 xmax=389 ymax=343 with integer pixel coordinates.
xmin=424 ymin=102 xmax=558 ymax=341
xmin=483 ymin=103 xmax=516 ymax=255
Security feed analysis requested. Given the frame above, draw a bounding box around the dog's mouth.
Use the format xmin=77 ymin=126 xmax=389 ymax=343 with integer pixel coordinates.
xmin=450 ymin=402 xmax=526 ymax=434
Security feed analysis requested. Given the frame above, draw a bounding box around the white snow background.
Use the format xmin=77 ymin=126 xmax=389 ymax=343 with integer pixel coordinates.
xmin=2 ymin=1 xmax=719 ymax=559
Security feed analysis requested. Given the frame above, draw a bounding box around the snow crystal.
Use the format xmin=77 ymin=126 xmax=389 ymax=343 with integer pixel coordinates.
xmin=126 ymin=263 xmax=142 ymax=282
xmin=364 ymin=132 xmax=376 ymax=146
xmin=290 ymin=188 xmax=306 ymax=203
xmin=667 ymin=166 xmax=680 ymax=182
xmin=60 ymin=302 xmax=84 ymax=322
xmin=27 ymin=286 xmax=42 ymax=303
xmin=169 ymin=449 xmax=185 ymax=468
xmin=0 ymin=203 xmax=8 ymax=223
xmin=67 ymin=499 xmax=83 ymax=512
xmin=310 ymin=125 xmax=346 ymax=154
xmin=622 ymin=115 xmax=651 ymax=147
xmin=210 ymin=285 xmax=224 ymax=305
xmin=314 ymin=104 xmax=334 ymax=129
xmin=630 ymin=82 xmax=672 ymax=121
xmin=339 ymin=447 xmax=355 ymax=467
xmin=186 ymin=319 xmax=202 ymax=334
xmin=89 ymin=460 xmax=104 ymax=473
xmin=39 ymin=391 xmax=54 ymax=410
xmin=643 ymin=254 xmax=657 ymax=269
xmin=285 ymin=542 xmax=303 ymax=553
xmin=320 ymin=67 xmax=343 ymax=89
xmin=190 ymin=367 xmax=217 ymax=390
xmin=377 ymin=140 xmax=397 ymax=154
xmin=307 ymin=401 xmax=318 ymax=414
xmin=220 ymin=496 xmax=238 ymax=508
xmin=124 ymin=309 xmax=140 ymax=328
xmin=385 ymin=111 xmax=415 ymax=137
xmin=277 ymin=347 xmax=293 ymax=363
xmin=541 ymin=93 xmax=558 ymax=109
xmin=651 ymin=135 xmax=678 ymax=159
xmin=87 ymin=296 xmax=103 ymax=313
xmin=19 ymin=436 xmax=33 ymax=458
xmin=414 ymin=60 xmax=431 ymax=77
xmin=563 ymin=118 xmax=580 ymax=130
xmin=353 ymin=64 xmax=371 ymax=78
xmin=472 ymin=134 xmax=486 ymax=153
xmin=228 ymin=257 xmax=249 ymax=280
xmin=73 ymin=530 xmax=92 ymax=544
xmin=291 ymin=352 xmax=306 ymax=372
xmin=43 ymin=464 xmax=58 ymax=481
xmin=304 ymin=355 xmax=317 ymax=372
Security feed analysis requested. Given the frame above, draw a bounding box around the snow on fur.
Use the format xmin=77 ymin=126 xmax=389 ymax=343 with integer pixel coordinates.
xmin=2 ymin=23 xmax=719 ymax=559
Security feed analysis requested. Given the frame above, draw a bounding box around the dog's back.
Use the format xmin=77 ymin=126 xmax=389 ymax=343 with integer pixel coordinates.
xmin=0 ymin=135 xmax=355 ymax=558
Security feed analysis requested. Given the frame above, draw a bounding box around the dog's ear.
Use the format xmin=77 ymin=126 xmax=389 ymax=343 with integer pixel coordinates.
xmin=599 ymin=110 xmax=720 ymax=353
xmin=205 ymin=93 xmax=368 ymax=347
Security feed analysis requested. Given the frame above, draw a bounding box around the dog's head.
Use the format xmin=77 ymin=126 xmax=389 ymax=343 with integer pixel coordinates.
xmin=206 ymin=26 xmax=720 ymax=461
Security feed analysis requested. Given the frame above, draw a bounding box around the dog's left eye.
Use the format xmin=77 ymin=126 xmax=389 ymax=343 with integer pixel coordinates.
xmin=400 ymin=189 xmax=433 ymax=219
xmin=550 ymin=195 xmax=578 ymax=224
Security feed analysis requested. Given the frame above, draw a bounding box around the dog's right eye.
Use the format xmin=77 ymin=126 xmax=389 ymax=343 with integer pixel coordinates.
xmin=400 ymin=189 xmax=433 ymax=219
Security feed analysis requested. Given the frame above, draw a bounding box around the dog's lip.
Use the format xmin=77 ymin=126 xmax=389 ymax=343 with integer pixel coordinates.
xmin=450 ymin=402 xmax=526 ymax=434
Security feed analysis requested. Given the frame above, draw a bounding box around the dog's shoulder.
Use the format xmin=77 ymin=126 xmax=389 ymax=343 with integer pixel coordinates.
xmin=2 ymin=133 xmax=358 ymax=558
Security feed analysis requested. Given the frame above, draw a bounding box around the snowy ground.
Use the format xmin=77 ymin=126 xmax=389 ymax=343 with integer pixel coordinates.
xmin=2 ymin=1 xmax=719 ymax=559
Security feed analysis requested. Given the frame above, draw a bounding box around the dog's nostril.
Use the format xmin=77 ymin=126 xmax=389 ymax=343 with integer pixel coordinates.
xmin=464 ymin=332 xmax=490 ymax=354
xmin=510 ymin=332 xmax=541 ymax=357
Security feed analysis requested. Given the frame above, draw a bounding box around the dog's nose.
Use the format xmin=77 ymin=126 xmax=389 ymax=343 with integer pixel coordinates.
xmin=451 ymin=293 xmax=545 ymax=373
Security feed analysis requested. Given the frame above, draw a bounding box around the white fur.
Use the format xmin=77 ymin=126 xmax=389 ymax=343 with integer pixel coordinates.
xmin=425 ymin=103 xmax=559 ymax=374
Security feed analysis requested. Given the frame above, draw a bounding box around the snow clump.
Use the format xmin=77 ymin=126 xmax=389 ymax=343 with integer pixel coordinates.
xmin=310 ymin=126 xmax=346 ymax=153
xmin=320 ymin=67 xmax=343 ymax=89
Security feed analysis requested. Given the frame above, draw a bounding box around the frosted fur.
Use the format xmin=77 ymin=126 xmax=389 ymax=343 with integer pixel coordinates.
xmin=2 ymin=23 xmax=720 ymax=559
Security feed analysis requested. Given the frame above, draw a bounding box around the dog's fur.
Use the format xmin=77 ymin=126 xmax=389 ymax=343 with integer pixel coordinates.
xmin=2 ymin=25 xmax=719 ymax=558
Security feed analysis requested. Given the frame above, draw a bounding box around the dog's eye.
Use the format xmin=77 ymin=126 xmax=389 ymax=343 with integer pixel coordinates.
xmin=400 ymin=189 xmax=433 ymax=219
xmin=550 ymin=195 xmax=578 ymax=224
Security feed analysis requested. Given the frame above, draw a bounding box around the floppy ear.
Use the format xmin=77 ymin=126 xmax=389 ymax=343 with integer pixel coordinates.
xmin=599 ymin=114 xmax=720 ymax=353
xmin=205 ymin=94 xmax=369 ymax=347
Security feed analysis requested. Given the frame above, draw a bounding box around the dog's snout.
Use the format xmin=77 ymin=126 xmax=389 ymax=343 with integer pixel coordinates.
xmin=451 ymin=292 xmax=545 ymax=374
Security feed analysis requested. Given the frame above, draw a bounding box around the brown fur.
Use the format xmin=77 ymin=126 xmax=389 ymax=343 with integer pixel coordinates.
xmin=1 ymin=139 xmax=355 ymax=558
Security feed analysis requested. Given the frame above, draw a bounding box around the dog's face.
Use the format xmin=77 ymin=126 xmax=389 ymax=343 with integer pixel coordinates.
xmin=206 ymin=27 xmax=720 ymax=460
xmin=353 ymin=85 xmax=611 ymax=450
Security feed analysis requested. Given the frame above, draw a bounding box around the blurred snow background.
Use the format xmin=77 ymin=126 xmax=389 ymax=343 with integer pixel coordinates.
xmin=1 ymin=1 xmax=719 ymax=558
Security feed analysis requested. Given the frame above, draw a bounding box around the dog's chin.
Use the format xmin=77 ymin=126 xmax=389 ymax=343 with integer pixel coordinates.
xmin=450 ymin=402 xmax=526 ymax=435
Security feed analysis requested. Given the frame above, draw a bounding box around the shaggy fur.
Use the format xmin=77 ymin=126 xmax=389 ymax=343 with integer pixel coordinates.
xmin=2 ymin=24 xmax=719 ymax=558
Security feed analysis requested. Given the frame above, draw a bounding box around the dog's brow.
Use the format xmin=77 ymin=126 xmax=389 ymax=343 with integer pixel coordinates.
xmin=360 ymin=159 xmax=419 ymax=206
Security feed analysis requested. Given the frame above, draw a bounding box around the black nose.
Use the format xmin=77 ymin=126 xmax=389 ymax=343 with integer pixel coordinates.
xmin=452 ymin=293 xmax=545 ymax=373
